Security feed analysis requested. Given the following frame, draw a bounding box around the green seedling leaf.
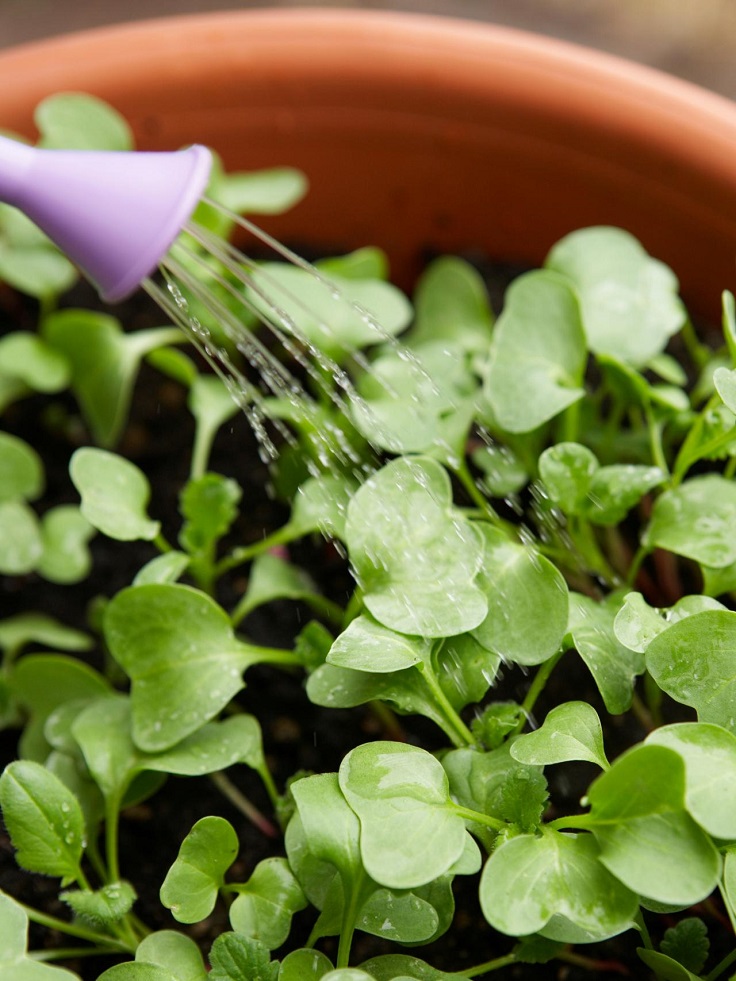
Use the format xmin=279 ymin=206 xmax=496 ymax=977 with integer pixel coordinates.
xmin=133 ymin=551 xmax=191 ymax=586
xmin=723 ymin=289 xmax=736 ymax=364
xmin=215 ymin=166 xmax=307 ymax=216
xmin=71 ymin=447 xmax=160 ymax=542
xmin=289 ymin=473 xmax=356 ymax=541
xmin=0 ymin=500 xmax=42 ymax=574
xmin=480 ymin=830 xmax=637 ymax=942
xmin=339 ymin=742 xmax=469 ymax=889
xmin=539 ymin=442 xmax=663 ymax=525
xmin=247 ymin=263 xmax=412 ymax=361
xmin=714 ymin=365 xmax=736 ymax=413
xmin=472 ymin=701 xmax=525 ymax=750
xmin=72 ymin=695 xmax=263 ymax=807
xmin=103 ymin=584 xmax=264 ymax=750
xmin=179 ymin=472 xmax=241 ymax=554
xmin=0 ymin=890 xmax=80 ymax=981
xmin=435 ymin=632 xmax=500 ymax=711
xmin=512 ymin=936 xmax=565 ymax=964
xmin=317 ymin=247 xmax=389 ymax=282
xmin=44 ymin=310 xmax=180 ymax=447
xmin=360 ymin=955 xmax=465 ymax=980
xmin=510 ymin=701 xmax=608 ymax=769
xmin=484 ymin=270 xmax=586 ymax=433
xmin=61 ymin=881 xmax=136 ymax=926
xmin=585 ymin=744 xmax=721 ymax=905
xmin=11 ymin=653 xmax=111 ymax=761
xmin=646 ymin=609 xmax=736 ymax=733
xmin=209 ymin=933 xmax=279 ymax=981
xmin=471 ymin=443 xmax=528 ymax=497
xmin=35 ymin=92 xmax=133 ymax=150
xmin=472 ymin=524 xmax=568 ymax=666
xmin=539 ymin=442 xmax=598 ymax=513
xmin=37 ymin=505 xmax=94 ymax=584
xmin=188 ymin=376 xmax=241 ymax=478
xmin=136 ymin=931 xmax=208 ymax=981
xmin=98 ymin=965 xmax=177 ymax=981
xmin=0 ymin=760 xmax=85 ymax=883
xmin=0 ymin=332 xmax=69 ymax=393
xmin=647 ymin=722 xmax=736 ymax=838
xmin=545 ymin=226 xmax=685 ymax=366
xmin=327 ymin=614 xmax=429 ymax=673
xmin=659 ymin=917 xmax=709 ymax=975
xmin=229 ymin=858 xmax=308 ymax=949
xmin=637 ymin=949 xmax=703 ymax=981
xmin=410 ymin=256 xmax=494 ymax=354
xmin=443 ymin=742 xmax=548 ymax=833
xmin=613 ymin=591 xmax=725 ymax=654
xmin=236 ymin=553 xmax=321 ymax=621
xmin=346 ymin=456 xmax=486 ymax=637
xmin=0 ymin=431 xmax=44 ymax=501
xmin=278 ymin=949 xmax=334 ymax=981
xmin=0 ymin=203 xmax=77 ymax=299
xmin=160 ymin=816 xmax=239 ymax=923
xmin=350 ymin=341 xmax=477 ymax=459
xmin=644 ymin=475 xmax=736 ymax=568
xmin=567 ymin=592 xmax=644 ymax=713
xmin=0 ymin=614 xmax=91 ymax=655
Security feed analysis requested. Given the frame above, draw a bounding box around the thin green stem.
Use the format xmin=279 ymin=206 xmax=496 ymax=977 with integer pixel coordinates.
xmin=22 ymin=904 xmax=133 ymax=952
xmin=452 ymin=803 xmax=506 ymax=833
xmin=557 ymin=949 xmax=628 ymax=975
xmin=337 ymin=877 xmax=365 ymax=969
xmin=217 ymin=525 xmax=297 ymax=579
xmin=626 ymin=542 xmax=651 ymax=588
xmin=718 ymin=882 xmax=736 ymax=935
xmin=457 ymin=953 xmax=517 ymax=976
xmin=706 ymin=946 xmax=736 ymax=981
xmin=256 ymin=762 xmax=281 ymax=815
xmin=453 ymin=460 xmax=505 ymax=528
xmin=153 ymin=532 xmax=173 ymax=554
xmin=420 ymin=661 xmax=475 ymax=747
xmin=105 ymin=799 xmax=122 ymax=884
xmin=210 ymin=770 xmax=278 ymax=838
xmin=635 ymin=909 xmax=653 ymax=950
xmin=511 ymin=651 xmax=564 ymax=737
xmin=643 ymin=402 xmax=669 ymax=476
xmin=681 ymin=316 xmax=710 ymax=371
xmin=30 ymin=946 xmax=122 ymax=961
xmin=726 ymin=456 xmax=736 ymax=480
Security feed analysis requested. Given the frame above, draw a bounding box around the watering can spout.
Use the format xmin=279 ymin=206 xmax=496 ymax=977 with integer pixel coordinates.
xmin=0 ymin=134 xmax=212 ymax=302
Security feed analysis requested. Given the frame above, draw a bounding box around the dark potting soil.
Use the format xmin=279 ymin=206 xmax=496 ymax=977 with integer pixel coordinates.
xmin=0 ymin=271 xmax=716 ymax=981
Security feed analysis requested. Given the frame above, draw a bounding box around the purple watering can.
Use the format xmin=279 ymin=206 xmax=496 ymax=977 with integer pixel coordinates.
xmin=0 ymin=135 xmax=212 ymax=302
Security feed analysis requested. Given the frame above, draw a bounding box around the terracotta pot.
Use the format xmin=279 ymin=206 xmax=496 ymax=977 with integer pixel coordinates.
xmin=0 ymin=9 xmax=735 ymax=321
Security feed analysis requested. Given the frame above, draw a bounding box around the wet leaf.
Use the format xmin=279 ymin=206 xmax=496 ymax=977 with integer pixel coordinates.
xmin=485 ymin=271 xmax=586 ymax=433
xmin=546 ymin=226 xmax=685 ymax=366
xmin=70 ymin=448 xmax=160 ymax=542
xmin=643 ymin=475 xmax=736 ymax=568
xmin=229 ymin=858 xmax=308 ymax=949
xmin=346 ymin=457 xmax=486 ymax=637
xmin=510 ymin=701 xmax=608 ymax=769
xmin=160 ymin=816 xmax=239 ymax=923
xmin=135 ymin=931 xmax=208 ymax=981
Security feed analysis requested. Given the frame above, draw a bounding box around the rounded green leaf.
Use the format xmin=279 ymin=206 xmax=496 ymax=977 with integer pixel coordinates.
xmin=0 ymin=760 xmax=85 ymax=882
xmin=480 ymin=830 xmax=637 ymax=942
xmin=0 ymin=891 xmax=80 ymax=980
xmin=327 ymin=615 xmax=428 ymax=673
xmin=472 ymin=525 xmax=568 ymax=666
xmin=0 ymin=332 xmax=69 ymax=393
xmin=103 ymin=584 xmax=251 ymax=750
xmin=160 ymin=816 xmax=239 ymax=923
xmin=646 ymin=609 xmax=736 ymax=733
xmin=545 ymin=226 xmax=685 ymax=366
xmin=647 ymin=722 xmax=736 ymax=838
xmin=278 ymin=949 xmax=334 ymax=981
xmin=35 ymin=93 xmax=134 ymax=150
xmin=484 ymin=270 xmax=586 ymax=434
xmin=229 ymin=858 xmax=307 ymax=949
xmin=136 ymin=931 xmax=208 ymax=981
xmin=539 ymin=442 xmax=597 ymax=513
xmin=338 ymin=742 xmax=468 ymax=889
xmin=510 ymin=701 xmax=608 ymax=769
xmin=37 ymin=505 xmax=94 ymax=584
xmin=71 ymin=447 xmax=159 ymax=542
xmin=0 ymin=432 xmax=44 ymax=501
xmin=346 ymin=457 xmax=486 ymax=637
xmin=643 ymin=475 xmax=736 ymax=568
xmin=248 ymin=264 xmax=412 ymax=360
xmin=586 ymin=744 xmax=721 ymax=905
xmin=133 ymin=551 xmax=190 ymax=586
xmin=0 ymin=500 xmax=42 ymax=574
xmin=411 ymin=256 xmax=493 ymax=354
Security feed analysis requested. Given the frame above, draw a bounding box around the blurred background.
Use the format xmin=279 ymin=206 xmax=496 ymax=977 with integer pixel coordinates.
xmin=1 ymin=0 xmax=736 ymax=99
